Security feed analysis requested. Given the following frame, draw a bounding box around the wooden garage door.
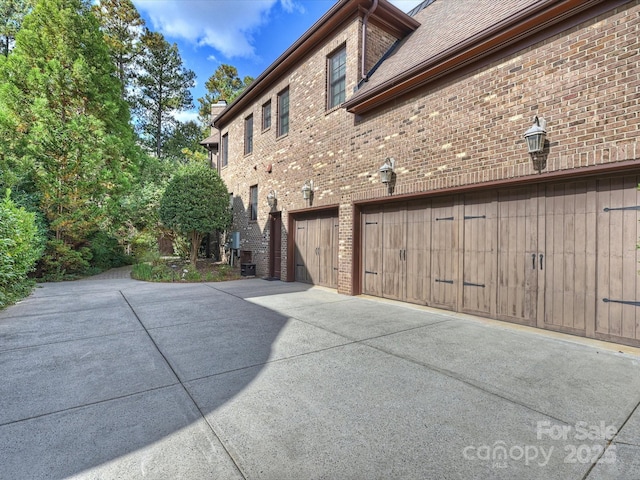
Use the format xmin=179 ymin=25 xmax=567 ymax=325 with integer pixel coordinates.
xmin=294 ymin=213 xmax=338 ymax=288
xmin=359 ymin=173 xmax=640 ymax=346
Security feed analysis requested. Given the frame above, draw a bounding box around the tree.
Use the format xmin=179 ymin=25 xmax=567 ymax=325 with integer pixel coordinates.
xmin=0 ymin=0 xmax=33 ymax=57
xmin=159 ymin=164 xmax=231 ymax=265
xmin=163 ymin=120 xmax=207 ymax=162
xmin=92 ymin=0 xmax=145 ymax=98
xmin=135 ymin=29 xmax=195 ymax=158
xmin=0 ymin=0 xmax=140 ymax=276
xmin=197 ymin=64 xmax=253 ymax=120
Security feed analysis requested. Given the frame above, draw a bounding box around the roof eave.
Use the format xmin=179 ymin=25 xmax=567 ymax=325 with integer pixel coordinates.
xmin=344 ymin=0 xmax=615 ymax=115
xmin=214 ymin=0 xmax=419 ymax=128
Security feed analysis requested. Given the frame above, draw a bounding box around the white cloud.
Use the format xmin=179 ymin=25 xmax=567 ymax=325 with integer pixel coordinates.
xmin=133 ymin=0 xmax=280 ymax=58
xmin=174 ymin=109 xmax=200 ymax=124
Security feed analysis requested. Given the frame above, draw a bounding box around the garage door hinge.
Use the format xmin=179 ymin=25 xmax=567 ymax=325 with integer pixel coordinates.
xmin=463 ymin=281 xmax=486 ymax=288
xmin=365 ymin=221 xmax=378 ymax=225
xmin=464 ymin=215 xmax=486 ymax=220
xmin=603 ymin=298 xmax=640 ymax=307
xmin=435 ymin=216 xmax=454 ymax=221
xmin=603 ymin=206 xmax=640 ymax=212
xmin=435 ymin=279 xmax=454 ymax=284
xmin=365 ymin=270 xmax=378 ymax=275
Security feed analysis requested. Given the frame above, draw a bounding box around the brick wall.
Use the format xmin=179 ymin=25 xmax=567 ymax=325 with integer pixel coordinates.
xmin=219 ymin=2 xmax=640 ymax=291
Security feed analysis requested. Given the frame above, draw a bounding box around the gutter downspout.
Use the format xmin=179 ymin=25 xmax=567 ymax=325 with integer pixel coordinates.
xmin=361 ymin=0 xmax=379 ymax=82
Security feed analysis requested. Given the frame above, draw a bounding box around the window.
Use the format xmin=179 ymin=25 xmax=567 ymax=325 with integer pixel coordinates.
xmin=244 ymin=114 xmax=253 ymax=155
xmin=277 ymin=87 xmax=289 ymax=137
xmin=328 ymin=46 xmax=346 ymax=109
xmin=221 ymin=133 xmax=228 ymax=167
xmin=249 ymin=185 xmax=258 ymax=221
xmin=262 ymin=100 xmax=271 ymax=131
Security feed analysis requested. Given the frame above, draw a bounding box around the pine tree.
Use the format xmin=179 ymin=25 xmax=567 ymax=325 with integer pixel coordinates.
xmin=0 ymin=0 xmax=33 ymax=57
xmin=197 ymin=64 xmax=253 ymax=120
xmin=92 ymin=0 xmax=145 ymax=98
xmin=134 ymin=29 xmax=195 ymax=159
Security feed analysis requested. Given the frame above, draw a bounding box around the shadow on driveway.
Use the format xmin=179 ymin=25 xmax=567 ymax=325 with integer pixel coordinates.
xmin=1 ymin=276 xmax=640 ymax=479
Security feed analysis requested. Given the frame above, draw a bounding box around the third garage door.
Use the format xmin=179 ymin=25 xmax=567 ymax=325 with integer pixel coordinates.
xmin=360 ymin=173 xmax=640 ymax=347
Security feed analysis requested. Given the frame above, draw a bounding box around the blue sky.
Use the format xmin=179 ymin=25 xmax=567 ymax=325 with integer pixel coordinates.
xmin=132 ymin=0 xmax=423 ymax=122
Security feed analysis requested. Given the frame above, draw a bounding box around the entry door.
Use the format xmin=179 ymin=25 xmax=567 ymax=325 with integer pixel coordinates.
xmin=595 ymin=175 xmax=640 ymax=343
xmin=269 ymin=213 xmax=282 ymax=279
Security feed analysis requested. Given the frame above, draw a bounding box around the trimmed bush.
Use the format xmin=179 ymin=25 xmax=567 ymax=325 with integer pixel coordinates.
xmin=0 ymin=189 xmax=42 ymax=307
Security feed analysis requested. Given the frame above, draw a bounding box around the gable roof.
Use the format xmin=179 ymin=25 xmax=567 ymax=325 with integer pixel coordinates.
xmin=214 ymin=0 xmax=419 ymax=129
xmin=344 ymin=0 xmax=621 ymax=114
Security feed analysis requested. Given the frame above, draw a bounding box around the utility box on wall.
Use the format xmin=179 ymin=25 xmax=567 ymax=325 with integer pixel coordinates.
xmin=230 ymin=232 xmax=240 ymax=250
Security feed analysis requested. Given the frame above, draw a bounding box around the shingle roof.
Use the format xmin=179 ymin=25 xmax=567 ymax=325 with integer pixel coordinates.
xmin=351 ymin=0 xmax=539 ymax=102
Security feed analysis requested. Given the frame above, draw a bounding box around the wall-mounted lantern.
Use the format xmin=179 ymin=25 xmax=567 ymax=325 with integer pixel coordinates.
xmin=267 ymin=190 xmax=277 ymax=208
xmin=301 ymin=180 xmax=313 ymax=204
xmin=524 ymin=116 xmax=547 ymax=173
xmin=379 ymin=157 xmax=395 ymax=184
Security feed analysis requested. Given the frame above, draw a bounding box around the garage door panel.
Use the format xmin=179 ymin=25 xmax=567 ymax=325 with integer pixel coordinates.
xmin=596 ymin=176 xmax=640 ymax=342
xmin=406 ymin=200 xmax=430 ymax=305
xmin=382 ymin=206 xmax=405 ymax=301
xmin=497 ymin=187 xmax=538 ymax=325
xmin=430 ymin=199 xmax=456 ymax=309
xmin=362 ymin=211 xmax=382 ymax=297
xmin=462 ymin=193 xmax=496 ymax=315
xmin=294 ymin=213 xmax=338 ymax=288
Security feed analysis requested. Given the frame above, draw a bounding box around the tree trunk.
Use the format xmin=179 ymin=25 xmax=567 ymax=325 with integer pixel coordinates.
xmin=190 ymin=231 xmax=202 ymax=266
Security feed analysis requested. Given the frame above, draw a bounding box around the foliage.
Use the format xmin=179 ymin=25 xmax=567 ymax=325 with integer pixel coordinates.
xmin=0 ymin=189 xmax=42 ymax=307
xmin=131 ymin=259 xmax=239 ymax=283
xmin=197 ymin=64 xmax=253 ymax=120
xmin=159 ymin=164 xmax=231 ymax=265
xmin=92 ymin=0 xmax=145 ymax=100
xmin=0 ymin=0 xmax=33 ymax=57
xmin=0 ymin=0 xmax=142 ymax=278
xmin=163 ymin=120 xmax=208 ymax=162
xmin=134 ymin=29 xmax=195 ymax=158
xmin=87 ymin=230 xmax=132 ymax=271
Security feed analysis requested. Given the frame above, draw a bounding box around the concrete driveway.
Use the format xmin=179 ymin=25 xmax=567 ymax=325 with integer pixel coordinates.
xmin=1 ymin=273 xmax=639 ymax=480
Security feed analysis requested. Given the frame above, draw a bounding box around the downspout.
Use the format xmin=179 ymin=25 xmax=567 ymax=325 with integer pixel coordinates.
xmin=361 ymin=0 xmax=379 ymax=82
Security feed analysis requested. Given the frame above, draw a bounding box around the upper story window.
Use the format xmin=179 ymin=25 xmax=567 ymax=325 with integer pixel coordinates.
xmin=262 ymin=100 xmax=271 ymax=131
xmin=277 ymin=87 xmax=289 ymax=137
xmin=249 ymin=184 xmax=258 ymax=221
xmin=244 ymin=114 xmax=253 ymax=155
xmin=328 ymin=46 xmax=346 ymax=109
xmin=221 ymin=133 xmax=229 ymax=167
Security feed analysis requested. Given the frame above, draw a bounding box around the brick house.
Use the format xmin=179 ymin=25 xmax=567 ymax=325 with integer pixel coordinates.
xmin=207 ymin=0 xmax=640 ymax=346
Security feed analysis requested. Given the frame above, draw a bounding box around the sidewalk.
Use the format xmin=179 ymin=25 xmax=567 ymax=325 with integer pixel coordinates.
xmin=0 ymin=275 xmax=639 ymax=479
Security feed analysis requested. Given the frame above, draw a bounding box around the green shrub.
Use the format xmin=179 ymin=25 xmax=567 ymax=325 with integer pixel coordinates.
xmin=0 ymin=189 xmax=43 ymax=307
xmin=36 ymin=239 xmax=92 ymax=280
xmin=88 ymin=231 xmax=132 ymax=271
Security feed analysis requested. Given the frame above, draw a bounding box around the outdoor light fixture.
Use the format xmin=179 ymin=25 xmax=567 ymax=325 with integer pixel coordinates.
xmin=523 ymin=116 xmax=547 ymax=173
xmin=267 ymin=190 xmax=277 ymax=208
xmin=379 ymin=157 xmax=395 ymax=184
xmin=301 ymin=180 xmax=313 ymax=202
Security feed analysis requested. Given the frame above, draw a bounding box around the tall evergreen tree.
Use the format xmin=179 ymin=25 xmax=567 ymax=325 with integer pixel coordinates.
xmin=92 ymin=0 xmax=144 ymax=98
xmin=0 ymin=0 xmax=140 ymax=275
xmin=135 ymin=29 xmax=195 ymax=159
xmin=197 ymin=64 xmax=253 ymax=120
